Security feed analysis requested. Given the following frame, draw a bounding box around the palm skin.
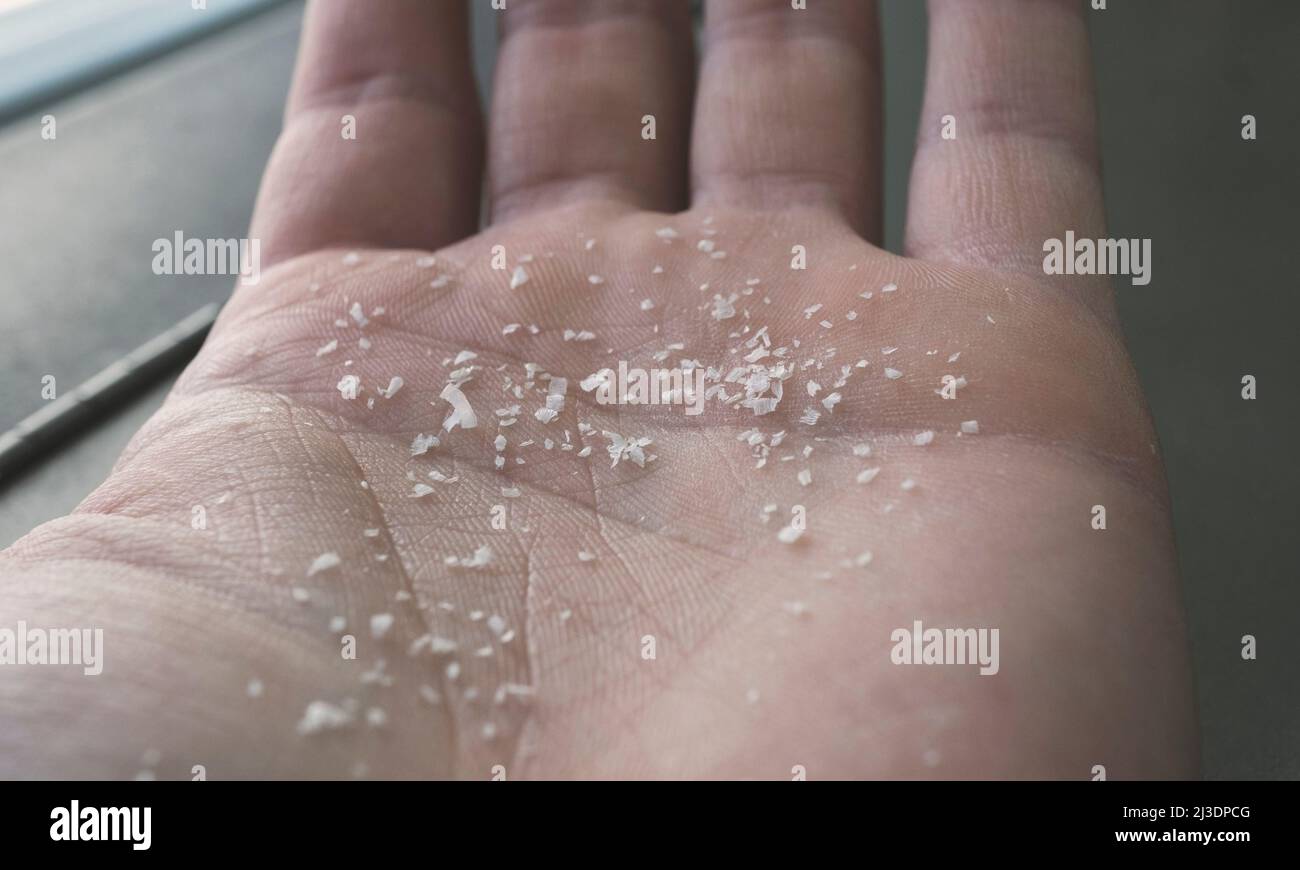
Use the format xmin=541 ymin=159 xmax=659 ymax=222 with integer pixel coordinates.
xmin=0 ymin=0 xmax=1197 ymax=779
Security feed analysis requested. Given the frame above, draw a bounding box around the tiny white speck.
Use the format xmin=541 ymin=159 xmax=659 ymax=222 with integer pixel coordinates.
xmin=307 ymin=552 xmax=340 ymax=577
xmin=370 ymin=613 xmax=395 ymax=639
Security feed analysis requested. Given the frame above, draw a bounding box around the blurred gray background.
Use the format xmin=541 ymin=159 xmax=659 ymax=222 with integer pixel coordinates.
xmin=0 ymin=0 xmax=1295 ymax=778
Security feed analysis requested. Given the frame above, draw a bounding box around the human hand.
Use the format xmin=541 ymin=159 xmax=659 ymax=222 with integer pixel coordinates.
xmin=0 ymin=0 xmax=1196 ymax=779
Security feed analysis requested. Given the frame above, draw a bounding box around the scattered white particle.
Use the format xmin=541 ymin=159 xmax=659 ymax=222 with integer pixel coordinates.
xmin=655 ymin=227 xmax=678 ymax=240
xmin=913 ymin=430 xmax=935 ymax=446
xmin=342 ymin=252 xmax=360 ymax=266
xmin=494 ymin=434 xmax=507 ymax=451
xmin=329 ymin=616 xmax=347 ymax=633
xmin=370 ymin=613 xmax=395 ymax=639
xmin=603 ymin=431 xmax=653 ymax=468
xmin=799 ymin=407 xmax=821 ymax=426
xmin=501 ymin=486 xmax=521 ymax=498
xmin=578 ymin=550 xmax=596 ymax=562
xmin=291 ymin=586 xmax=311 ymax=603
xmin=697 ymin=239 xmax=715 ymax=253
xmin=882 ymin=283 xmax=898 ymax=293
xmin=802 ymin=303 xmax=823 ymax=319
xmin=948 ymin=352 xmax=962 ymax=363
xmin=853 ymin=443 xmax=872 ymax=458
xmin=854 ymin=551 xmax=874 ymax=568
xmin=821 ymin=391 xmax=842 ymax=412
xmin=640 ymin=298 xmax=655 ymax=311
xmin=797 ymin=468 xmax=812 ymax=487
xmin=447 ymin=544 xmax=494 ymax=569
xmin=446 ymin=662 xmax=461 ymax=681
xmin=411 ymin=483 xmax=435 ymax=498
xmin=349 ymin=301 xmax=369 ymax=328
xmin=711 ymin=293 xmax=738 ymax=320
xmin=246 ymin=678 xmax=264 ymax=698
xmin=509 ymin=265 xmax=529 ymax=289
xmin=884 ymin=367 xmax=903 ymax=380
xmin=439 ymin=382 xmax=478 ymax=431
xmin=986 ymin=314 xmax=996 ymax=324
xmin=296 ymin=700 xmax=355 ymax=736
xmin=337 ymin=374 xmax=360 ymax=398
xmin=587 ymin=274 xmax=604 ymax=285
xmin=410 ymin=432 xmax=439 ymax=456
xmin=416 ymin=255 xmax=436 ymax=268
xmin=534 ymin=407 xmax=558 ymax=424
xmin=307 ymin=552 xmax=341 ymax=577
xmin=900 ymin=478 xmax=917 ymax=491
xmin=380 ymin=376 xmax=404 ymax=398
xmin=856 ymin=467 xmax=881 ymax=484
xmin=431 ymin=274 xmax=450 ymax=288
xmin=777 ymin=525 xmax=804 ymax=544
xmin=419 ymin=685 xmax=442 ymax=705
xmin=482 ymin=722 xmax=498 ymax=740
xmin=365 ymin=707 xmax=388 ymax=728
xmin=961 ymin=420 xmax=980 ymax=434
xmin=315 ymin=339 xmax=338 ymax=357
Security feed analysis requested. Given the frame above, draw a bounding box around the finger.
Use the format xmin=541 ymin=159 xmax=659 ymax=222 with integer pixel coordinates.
xmin=486 ymin=0 xmax=694 ymax=224
xmin=251 ymin=0 xmax=483 ymax=266
xmin=904 ymin=0 xmax=1105 ymax=276
xmin=691 ymin=0 xmax=882 ymax=241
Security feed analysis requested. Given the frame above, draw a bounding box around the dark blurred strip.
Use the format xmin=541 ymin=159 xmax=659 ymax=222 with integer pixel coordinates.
xmin=0 ymin=303 xmax=217 ymax=486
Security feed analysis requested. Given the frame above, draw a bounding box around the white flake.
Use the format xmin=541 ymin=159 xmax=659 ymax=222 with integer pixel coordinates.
xmin=439 ymin=383 xmax=478 ymax=431
xmin=777 ymin=525 xmax=804 ymax=544
xmin=856 ymin=467 xmax=881 ymax=484
xmin=370 ymin=613 xmax=395 ymax=639
xmin=296 ymin=700 xmax=355 ymax=735
xmin=307 ymin=552 xmax=341 ymax=576
xmin=509 ymin=265 xmax=529 ymax=290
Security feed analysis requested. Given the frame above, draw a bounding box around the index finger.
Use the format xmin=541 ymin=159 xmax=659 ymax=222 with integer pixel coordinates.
xmin=250 ymin=0 xmax=484 ymax=268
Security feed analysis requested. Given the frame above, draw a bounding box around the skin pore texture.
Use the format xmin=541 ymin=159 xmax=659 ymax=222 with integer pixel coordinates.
xmin=0 ymin=0 xmax=1197 ymax=779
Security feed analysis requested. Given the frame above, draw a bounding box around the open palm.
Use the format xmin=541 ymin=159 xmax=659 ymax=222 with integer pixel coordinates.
xmin=0 ymin=0 xmax=1196 ymax=779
